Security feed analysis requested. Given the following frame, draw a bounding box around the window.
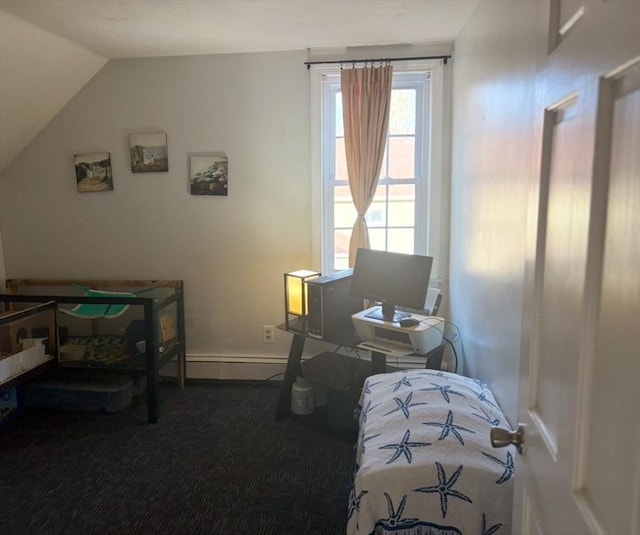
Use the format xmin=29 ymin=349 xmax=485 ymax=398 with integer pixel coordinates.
xmin=310 ymin=60 xmax=447 ymax=278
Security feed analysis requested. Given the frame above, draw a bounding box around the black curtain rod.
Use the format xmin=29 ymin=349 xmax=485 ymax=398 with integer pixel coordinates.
xmin=304 ymin=55 xmax=451 ymax=69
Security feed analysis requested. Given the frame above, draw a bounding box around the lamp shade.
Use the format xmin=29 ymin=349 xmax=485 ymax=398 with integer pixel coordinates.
xmin=284 ymin=269 xmax=320 ymax=331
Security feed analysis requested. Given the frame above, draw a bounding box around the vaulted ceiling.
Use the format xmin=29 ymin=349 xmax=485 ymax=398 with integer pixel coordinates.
xmin=0 ymin=0 xmax=477 ymax=172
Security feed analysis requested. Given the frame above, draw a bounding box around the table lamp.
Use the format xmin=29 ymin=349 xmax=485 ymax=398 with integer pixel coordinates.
xmin=284 ymin=269 xmax=320 ymax=331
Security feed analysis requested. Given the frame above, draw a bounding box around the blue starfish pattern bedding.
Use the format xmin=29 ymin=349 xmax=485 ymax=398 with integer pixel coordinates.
xmin=348 ymin=370 xmax=515 ymax=535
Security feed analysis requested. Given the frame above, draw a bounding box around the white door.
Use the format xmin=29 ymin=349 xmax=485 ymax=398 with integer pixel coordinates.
xmin=512 ymin=1 xmax=640 ymax=533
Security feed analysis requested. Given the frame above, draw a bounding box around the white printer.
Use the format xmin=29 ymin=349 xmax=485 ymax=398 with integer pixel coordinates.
xmin=352 ymin=307 xmax=444 ymax=356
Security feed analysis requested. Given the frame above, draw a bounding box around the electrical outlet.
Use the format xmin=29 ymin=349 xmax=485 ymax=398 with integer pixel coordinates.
xmin=263 ymin=325 xmax=275 ymax=343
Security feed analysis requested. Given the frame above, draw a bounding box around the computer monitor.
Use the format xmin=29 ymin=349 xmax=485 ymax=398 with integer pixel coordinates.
xmin=349 ymin=248 xmax=434 ymax=323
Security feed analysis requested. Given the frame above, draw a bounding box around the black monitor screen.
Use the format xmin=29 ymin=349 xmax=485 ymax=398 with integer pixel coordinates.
xmin=349 ymin=248 xmax=433 ymax=323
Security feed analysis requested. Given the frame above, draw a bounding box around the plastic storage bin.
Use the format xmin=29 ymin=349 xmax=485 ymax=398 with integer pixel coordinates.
xmin=25 ymin=371 xmax=133 ymax=413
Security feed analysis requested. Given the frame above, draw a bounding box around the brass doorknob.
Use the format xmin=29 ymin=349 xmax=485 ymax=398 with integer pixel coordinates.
xmin=490 ymin=424 xmax=524 ymax=454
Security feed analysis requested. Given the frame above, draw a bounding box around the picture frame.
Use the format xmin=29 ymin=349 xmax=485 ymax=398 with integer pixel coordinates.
xmin=189 ymin=153 xmax=228 ymax=196
xmin=129 ymin=132 xmax=168 ymax=173
xmin=73 ymin=152 xmax=114 ymax=193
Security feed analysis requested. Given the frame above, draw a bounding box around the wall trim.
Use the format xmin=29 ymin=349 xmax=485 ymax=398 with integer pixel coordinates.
xmin=160 ymin=352 xmax=443 ymax=381
xmin=186 ymin=354 xmax=291 ymax=365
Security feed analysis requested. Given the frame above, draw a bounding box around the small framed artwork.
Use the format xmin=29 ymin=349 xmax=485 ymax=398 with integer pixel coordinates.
xmin=74 ymin=152 xmax=114 ymax=193
xmin=189 ymin=154 xmax=228 ymax=196
xmin=130 ymin=132 xmax=168 ymax=173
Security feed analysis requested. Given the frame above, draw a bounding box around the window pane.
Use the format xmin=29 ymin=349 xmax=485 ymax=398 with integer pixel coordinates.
xmin=334 ymin=229 xmax=351 ymax=269
xmin=388 ymin=136 xmax=415 ymax=179
xmin=334 ymin=229 xmax=351 ymax=255
xmin=388 ymin=184 xmax=415 ymax=227
xmin=335 ymin=137 xmax=347 ymax=180
xmin=366 ymin=200 xmax=386 ymax=228
xmin=335 ymin=185 xmax=352 ymax=200
xmin=387 ymin=229 xmax=415 ymax=254
xmin=368 ymin=229 xmax=386 ymax=250
xmin=366 ymin=184 xmax=389 ymax=228
xmin=388 ymin=89 xmax=416 ymax=135
xmin=334 ymin=202 xmax=356 ymax=228
xmin=334 ymin=185 xmax=355 ymax=227
xmin=372 ymin=184 xmax=388 ymax=200
xmin=334 ymin=256 xmax=350 ymax=270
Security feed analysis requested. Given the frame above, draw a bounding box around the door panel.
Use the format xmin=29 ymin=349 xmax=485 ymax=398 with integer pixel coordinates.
xmin=521 ymin=89 xmax=589 ymax=534
xmin=531 ymin=94 xmax=583 ymax=464
xmin=575 ymin=60 xmax=640 ymax=535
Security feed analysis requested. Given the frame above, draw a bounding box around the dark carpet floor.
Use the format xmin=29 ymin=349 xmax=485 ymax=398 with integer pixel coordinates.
xmin=0 ymin=380 xmax=357 ymax=535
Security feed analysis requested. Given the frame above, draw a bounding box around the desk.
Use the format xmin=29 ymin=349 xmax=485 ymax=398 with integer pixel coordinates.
xmin=275 ymin=321 xmax=444 ymax=420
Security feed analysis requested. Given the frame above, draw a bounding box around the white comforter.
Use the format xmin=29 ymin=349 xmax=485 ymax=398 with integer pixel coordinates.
xmin=348 ymin=370 xmax=515 ymax=535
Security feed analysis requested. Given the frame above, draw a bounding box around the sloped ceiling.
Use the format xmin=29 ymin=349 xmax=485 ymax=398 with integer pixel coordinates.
xmin=0 ymin=0 xmax=477 ymax=172
xmin=0 ymin=11 xmax=106 ymax=173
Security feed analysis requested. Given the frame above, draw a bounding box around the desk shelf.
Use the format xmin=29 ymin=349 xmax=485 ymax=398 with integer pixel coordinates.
xmin=275 ymin=323 xmax=445 ymax=422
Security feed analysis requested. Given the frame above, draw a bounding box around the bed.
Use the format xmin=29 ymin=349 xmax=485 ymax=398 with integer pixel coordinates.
xmin=1 ymin=279 xmax=186 ymax=423
xmin=349 ymin=370 xmax=515 ymax=535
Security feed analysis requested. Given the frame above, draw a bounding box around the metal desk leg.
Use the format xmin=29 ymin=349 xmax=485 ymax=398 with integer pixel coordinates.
xmin=177 ymin=345 xmax=186 ymax=390
xmin=275 ymin=333 xmax=306 ymax=420
xmin=146 ymin=305 xmax=159 ymax=423
xmin=177 ymin=290 xmax=187 ymax=389
xmin=145 ymin=345 xmax=159 ymax=423
xmin=371 ymin=351 xmax=387 ymax=375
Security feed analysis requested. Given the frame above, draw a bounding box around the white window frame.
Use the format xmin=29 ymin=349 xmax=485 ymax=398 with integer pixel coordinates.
xmin=310 ymin=59 xmax=447 ymax=281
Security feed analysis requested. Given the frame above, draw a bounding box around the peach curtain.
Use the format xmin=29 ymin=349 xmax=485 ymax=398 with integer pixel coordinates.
xmin=341 ymin=64 xmax=393 ymax=266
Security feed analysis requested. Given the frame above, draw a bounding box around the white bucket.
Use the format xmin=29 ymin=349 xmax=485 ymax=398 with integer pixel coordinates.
xmin=291 ymin=379 xmax=315 ymax=415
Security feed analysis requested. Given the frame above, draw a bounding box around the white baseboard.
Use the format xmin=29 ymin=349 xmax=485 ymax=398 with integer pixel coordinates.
xmin=160 ymin=354 xmax=289 ymax=381
xmin=160 ymin=352 xmax=440 ymax=382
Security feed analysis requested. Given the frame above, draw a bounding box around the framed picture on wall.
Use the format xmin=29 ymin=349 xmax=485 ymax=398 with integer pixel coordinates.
xmin=189 ymin=153 xmax=228 ymax=196
xmin=73 ymin=152 xmax=114 ymax=193
xmin=129 ymin=132 xmax=168 ymax=173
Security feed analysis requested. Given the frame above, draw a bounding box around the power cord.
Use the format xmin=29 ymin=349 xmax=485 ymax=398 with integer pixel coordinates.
xmin=442 ymin=335 xmax=459 ymax=374
xmin=442 ymin=319 xmax=462 ymax=343
xmin=415 ymin=318 xmax=462 ymax=374
xmin=442 ymin=320 xmax=462 ymax=374
xmin=262 ymin=371 xmax=285 ymax=382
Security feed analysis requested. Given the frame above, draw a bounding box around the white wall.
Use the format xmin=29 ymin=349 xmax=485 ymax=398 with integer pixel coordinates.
xmin=0 ymin=229 xmax=5 ymax=284
xmin=450 ymin=1 xmax=540 ymax=423
xmin=0 ymin=51 xmax=312 ymax=368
